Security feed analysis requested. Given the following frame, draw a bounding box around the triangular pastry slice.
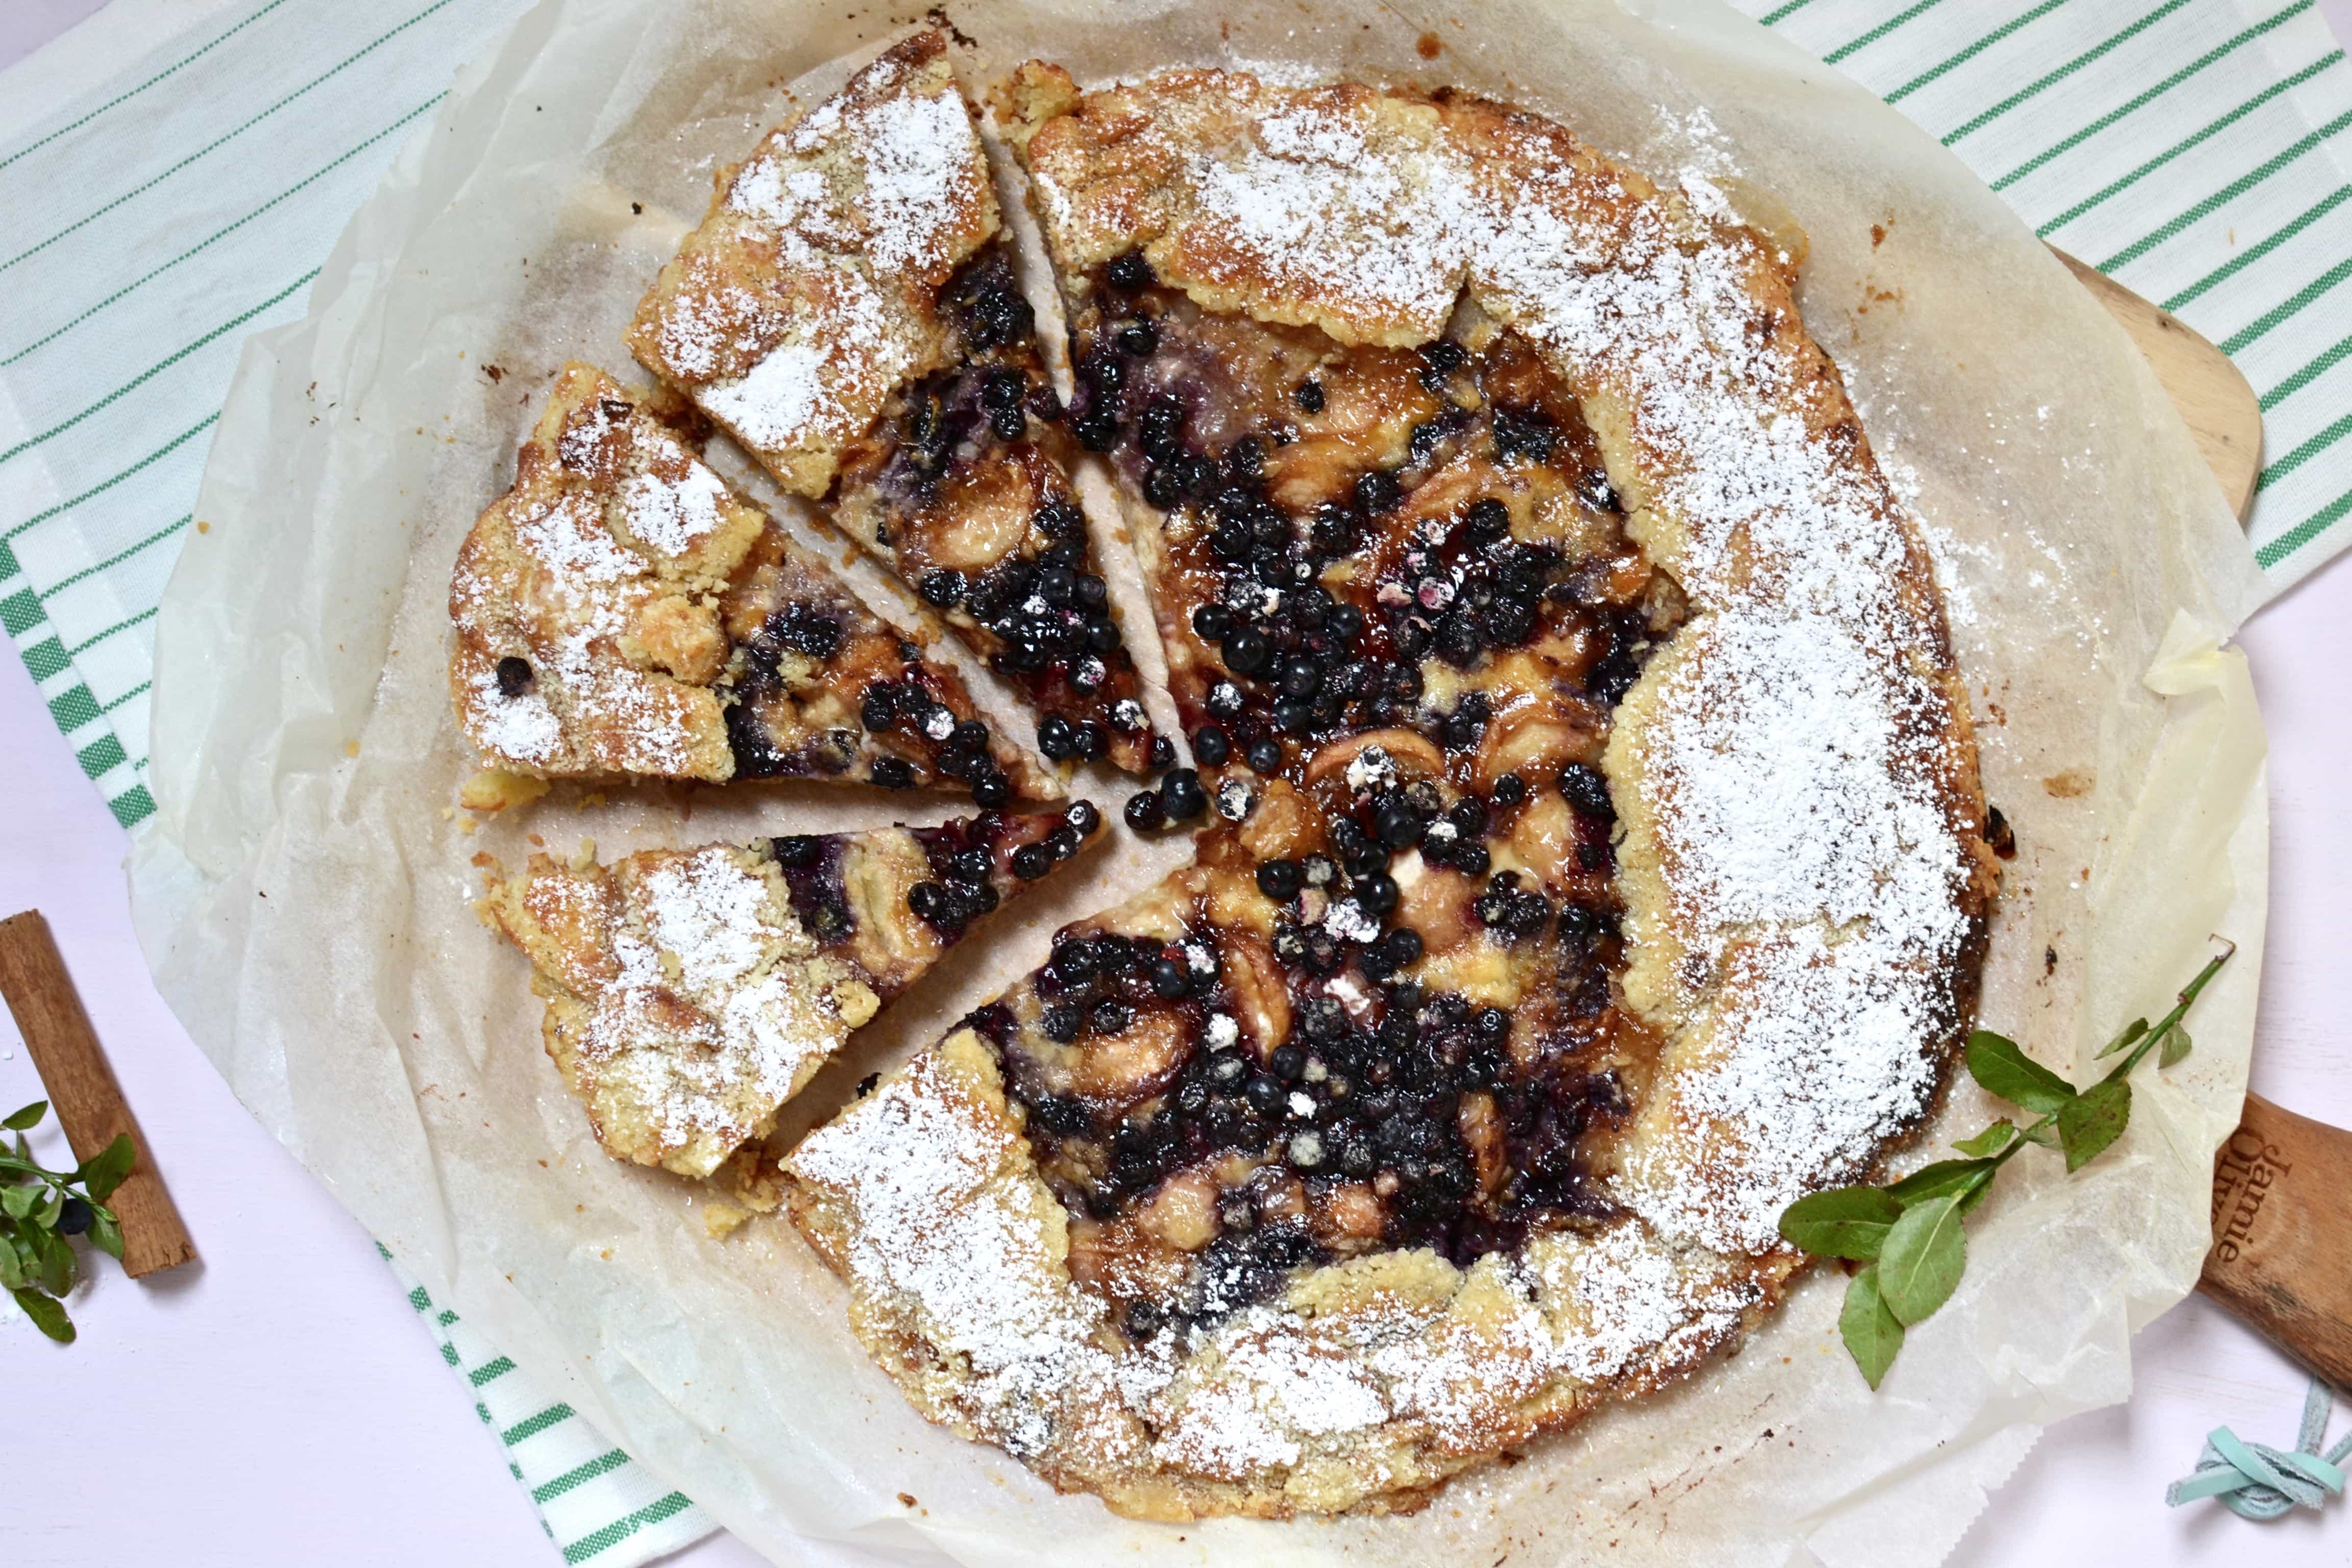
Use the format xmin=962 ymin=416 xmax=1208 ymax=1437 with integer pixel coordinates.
xmin=483 ymin=801 xmax=1105 ymax=1178
xmin=626 ymin=31 xmax=1160 ymax=774
xmin=449 ymin=362 xmax=1053 ymax=803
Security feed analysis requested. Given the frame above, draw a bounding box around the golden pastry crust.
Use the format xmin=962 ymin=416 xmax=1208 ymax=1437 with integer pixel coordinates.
xmin=779 ymin=65 xmax=1994 ymax=1516
xmin=449 ymin=362 xmax=1056 ymax=800
xmin=484 ymin=806 xmax=1104 ymax=1179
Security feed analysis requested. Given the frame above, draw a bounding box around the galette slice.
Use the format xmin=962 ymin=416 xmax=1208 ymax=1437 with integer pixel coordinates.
xmin=450 ymin=361 xmax=1053 ymax=804
xmin=483 ymin=802 xmax=1104 ymax=1179
xmin=625 ymin=30 xmax=1158 ymax=774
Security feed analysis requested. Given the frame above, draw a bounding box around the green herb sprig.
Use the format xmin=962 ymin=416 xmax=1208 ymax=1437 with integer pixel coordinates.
xmin=1779 ymin=942 xmax=2235 ymax=1387
xmin=0 ymin=1100 xmax=134 ymax=1343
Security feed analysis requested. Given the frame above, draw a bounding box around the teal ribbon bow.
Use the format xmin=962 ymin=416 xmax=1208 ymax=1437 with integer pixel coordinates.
xmin=2168 ymin=1378 xmax=2350 ymax=1521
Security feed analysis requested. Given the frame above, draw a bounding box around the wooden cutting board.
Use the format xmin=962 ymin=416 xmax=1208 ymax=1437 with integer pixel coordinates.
xmin=2060 ymin=250 xmax=2351 ymax=1392
xmin=2058 ymin=248 xmax=2264 ymax=519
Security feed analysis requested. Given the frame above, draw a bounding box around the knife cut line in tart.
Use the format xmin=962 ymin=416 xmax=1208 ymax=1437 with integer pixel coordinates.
xmin=481 ymin=802 xmax=1104 ymax=1180
xmin=449 ymin=361 xmax=1056 ymax=803
xmin=626 ymin=31 xmax=1160 ymax=775
xmin=776 ymin=60 xmax=1997 ymax=1520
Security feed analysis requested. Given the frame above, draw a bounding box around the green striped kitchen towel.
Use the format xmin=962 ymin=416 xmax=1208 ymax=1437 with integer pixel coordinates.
xmin=3 ymin=0 xmax=2348 ymax=1561
xmin=379 ymin=1245 xmax=712 ymax=1566
xmin=0 ymin=7 xmax=716 ymax=1560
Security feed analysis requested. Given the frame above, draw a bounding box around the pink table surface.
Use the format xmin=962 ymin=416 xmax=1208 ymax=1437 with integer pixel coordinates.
xmin=3 ymin=3 xmax=2348 ymax=1564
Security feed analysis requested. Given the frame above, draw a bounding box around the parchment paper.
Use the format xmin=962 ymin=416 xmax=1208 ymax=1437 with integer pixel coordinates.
xmin=127 ymin=1 xmax=2277 ymax=1563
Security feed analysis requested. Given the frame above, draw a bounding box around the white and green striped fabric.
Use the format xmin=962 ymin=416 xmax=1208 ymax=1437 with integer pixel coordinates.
xmin=0 ymin=6 xmax=716 ymax=1560
xmin=380 ymin=1246 xmax=713 ymax=1566
xmin=2 ymin=1 xmax=2346 ymax=1561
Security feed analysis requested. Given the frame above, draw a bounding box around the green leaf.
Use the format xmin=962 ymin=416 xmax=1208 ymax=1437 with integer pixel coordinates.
xmin=1965 ymin=1031 xmax=2077 ymax=1115
xmin=2160 ymin=1025 xmax=2192 ymax=1069
xmin=1840 ymin=1265 xmax=1905 ymax=1389
xmin=2018 ymin=1119 xmax=2061 ymax=1147
xmin=1886 ymin=1158 xmax=1998 ymax=1213
xmin=2 ymin=1224 xmax=34 ymax=1287
xmin=0 ymin=1226 xmax=21 ymax=1291
xmin=30 ymin=1223 xmax=74 ymax=1297
xmin=1877 ymin=1192 xmax=1969 ymax=1326
xmin=87 ymin=1209 xmax=122 ymax=1263
xmin=2057 ymin=1076 xmax=2132 ymax=1172
xmin=33 ymin=1187 xmax=61 ymax=1230
xmin=2095 ymin=1018 xmax=2150 ymax=1061
xmin=1778 ymin=1186 xmax=1905 ymax=1260
xmin=1952 ymin=1120 xmax=2017 ymax=1158
xmin=2 ymin=1101 xmax=47 ymax=1133
xmin=75 ymin=1135 xmax=135 ymax=1203
xmin=11 ymin=1286 xmax=74 ymax=1343
xmin=0 ymin=1184 xmax=35 ymax=1221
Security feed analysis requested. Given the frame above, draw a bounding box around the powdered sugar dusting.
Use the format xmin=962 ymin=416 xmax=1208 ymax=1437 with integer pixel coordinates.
xmin=1157 ymin=1328 xmax=1388 ymax=1473
xmin=854 ymin=86 xmax=987 ymax=274
xmin=791 ymin=1038 xmax=1767 ymax=1491
xmin=517 ymin=492 xmax=643 ymax=584
xmin=791 ymin=1039 xmax=1125 ymax=1457
xmin=1188 ymin=102 xmax=1465 ymax=334
xmin=464 ymin=489 xmax=701 ymax=776
xmin=1648 ymin=616 xmax=1961 ymax=939
xmin=620 ymin=455 xmax=729 ymax=557
xmin=463 ymin=662 xmax=561 ymax=763
xmin=638 ymin=848 xmax=785 ymax=998
xmin=570 ymin=848 xmax=866 ymax=1178
xmin=451 ymin=373 xmax=754 ymax=779
xmin=700 ymin=340 xmax=828 ymax=451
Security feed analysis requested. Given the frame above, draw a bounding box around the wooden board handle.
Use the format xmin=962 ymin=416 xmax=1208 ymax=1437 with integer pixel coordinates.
xmin=0 ymin=910 xmax=195 ymax=1278
xmin=2055 ymin=247 xmax=2264 ymax=521
xmin=2199 ymin=1093 xmax=2352 ymax=1391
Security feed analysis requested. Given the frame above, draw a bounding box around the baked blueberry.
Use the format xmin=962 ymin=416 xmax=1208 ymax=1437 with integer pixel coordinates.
xmin=1124 ymin=789 xmax=1168 ymax=831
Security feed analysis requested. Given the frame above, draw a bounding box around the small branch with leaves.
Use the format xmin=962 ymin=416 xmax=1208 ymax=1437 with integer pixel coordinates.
xmin=0 ymin=1100 xmax=135 ymax=1343
xmin=1779 ymin=942 xmax=2236 ymax=1387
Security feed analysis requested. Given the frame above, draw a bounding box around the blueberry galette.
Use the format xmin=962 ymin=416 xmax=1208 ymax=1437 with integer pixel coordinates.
xmin=627 ymin=32 xmax=1158 ymax=774
xmin=778 ymin=62 xmax=1996 ymax=1518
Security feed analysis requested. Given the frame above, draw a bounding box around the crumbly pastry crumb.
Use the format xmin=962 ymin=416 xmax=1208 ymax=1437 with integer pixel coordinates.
xmin=458 ymin=768 xmax=552 ymax=814
xmin=778 ymin=60 xmax=1994 ymax=1517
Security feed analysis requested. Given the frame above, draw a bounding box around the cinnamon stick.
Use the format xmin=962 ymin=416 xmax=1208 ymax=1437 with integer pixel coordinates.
xmin=2198 ymin=1093 xmax=2352 ymax=1391
xmin=0 ymin=910 xmax=194 ymax=1277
